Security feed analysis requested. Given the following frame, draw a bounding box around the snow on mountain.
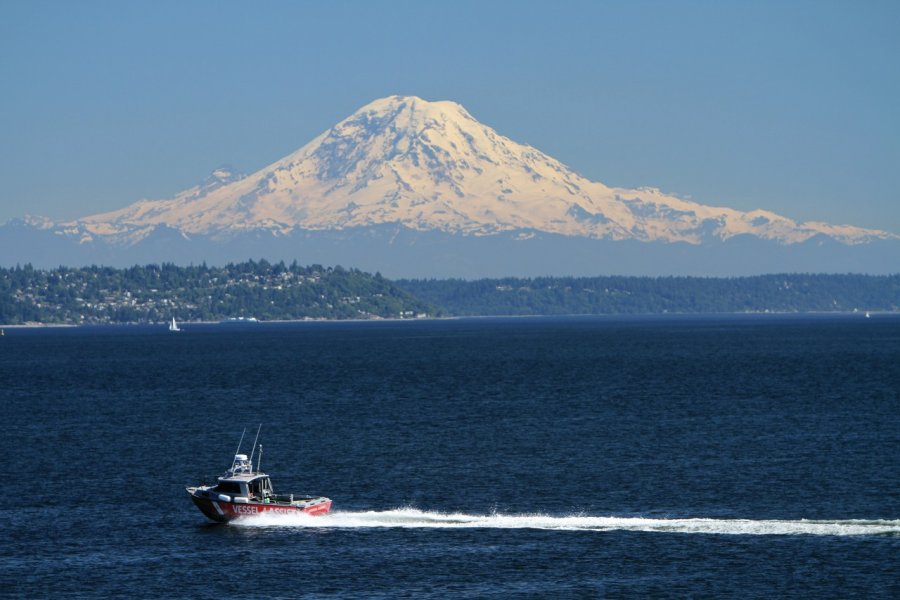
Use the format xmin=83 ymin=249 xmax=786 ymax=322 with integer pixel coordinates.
xmin=68 ymin=95 xmax=894 ymax=247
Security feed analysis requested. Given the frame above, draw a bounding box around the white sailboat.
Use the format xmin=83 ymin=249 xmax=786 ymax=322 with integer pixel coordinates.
xmin=169 ymin=317 xmax=181 ymax=332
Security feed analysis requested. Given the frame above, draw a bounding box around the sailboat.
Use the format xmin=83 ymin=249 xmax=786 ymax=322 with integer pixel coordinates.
xmin=169 ymin=317 xmax=181 ymax=332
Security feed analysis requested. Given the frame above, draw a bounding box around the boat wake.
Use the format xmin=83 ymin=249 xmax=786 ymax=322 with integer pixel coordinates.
xmin=230 ymin=508 xmax=900 ymax=536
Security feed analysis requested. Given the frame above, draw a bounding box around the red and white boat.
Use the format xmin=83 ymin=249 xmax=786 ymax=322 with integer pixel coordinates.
xmin=186 ymin=434 xmax=331 ymax=523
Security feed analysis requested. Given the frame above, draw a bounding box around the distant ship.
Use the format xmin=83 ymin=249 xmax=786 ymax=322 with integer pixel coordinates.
xmin=169 ymin=317 xmax=181 ymax=332
xmin=219 ymin=317 xmax=259 ymax=324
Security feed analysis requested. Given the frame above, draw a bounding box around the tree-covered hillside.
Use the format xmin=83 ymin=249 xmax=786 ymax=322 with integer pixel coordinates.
xmin=2 ymin=264 xmax=898 ymax=325
xmin=395 ymin=274 xmax=900 ymax=316
xmin=0 ymin=261 xmax=434 ymax=324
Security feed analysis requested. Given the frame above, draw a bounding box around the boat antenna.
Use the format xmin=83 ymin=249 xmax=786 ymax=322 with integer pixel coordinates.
xmin=234 ymin=427 xmax=247 ymax=457
xmin=248 ymin=424 xmax=262 ymax=472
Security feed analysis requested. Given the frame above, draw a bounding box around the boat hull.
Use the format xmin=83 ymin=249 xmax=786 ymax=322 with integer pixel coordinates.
xmin=188 ymin=491 xmax=332 ymax=523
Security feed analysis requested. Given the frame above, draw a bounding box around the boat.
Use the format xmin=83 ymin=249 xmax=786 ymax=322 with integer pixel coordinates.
xmin=169 ymin=317 xmax=181 ymax=332
xmin=219 ymin=316 xmax=258 ymax=325
xmin=186 ymin=430 xmax=331 ymax=522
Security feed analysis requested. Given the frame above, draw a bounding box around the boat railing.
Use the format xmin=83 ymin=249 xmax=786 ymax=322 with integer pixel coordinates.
xmin=269 ymin=493 xmax=294 ymax=503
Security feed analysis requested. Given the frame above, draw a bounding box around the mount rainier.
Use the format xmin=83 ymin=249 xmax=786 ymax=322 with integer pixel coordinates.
xmin=2 ymin=95 xmax=896 ymax=276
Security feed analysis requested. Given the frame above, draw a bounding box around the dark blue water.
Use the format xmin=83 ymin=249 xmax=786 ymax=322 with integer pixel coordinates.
xmin=2 ymin=316 xmax=899 ymax=598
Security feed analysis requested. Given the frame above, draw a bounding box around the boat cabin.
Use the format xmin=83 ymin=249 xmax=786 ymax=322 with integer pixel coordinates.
xmin=211 ymin=453 xmax=275 ymax=502
xmin=213 ymin=474 xmax=274 ymax=502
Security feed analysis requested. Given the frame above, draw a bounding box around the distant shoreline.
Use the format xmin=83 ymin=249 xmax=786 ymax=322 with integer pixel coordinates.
xmin=4 ymin=262 xmax=897 ymax=326
xmin=3 ymin=310 xmax=895 ymax=329
xmin=1 ymin=322 xmax=78 ymax=328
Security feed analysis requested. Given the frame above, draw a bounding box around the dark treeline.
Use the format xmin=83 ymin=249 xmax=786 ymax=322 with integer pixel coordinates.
xmin=0 ymin=260 xmax=433 ymax=324
xmin=395 ymin=274 xmax=900 ymax=316
xmin=2 ymin=264 xmax=898 ymax=324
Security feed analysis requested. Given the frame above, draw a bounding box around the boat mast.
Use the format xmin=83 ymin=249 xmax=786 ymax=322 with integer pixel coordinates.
xmin=248 ymin=424 xmax=262 ymax=473
xmin=234 ymin=428 xmax=246 ymax=457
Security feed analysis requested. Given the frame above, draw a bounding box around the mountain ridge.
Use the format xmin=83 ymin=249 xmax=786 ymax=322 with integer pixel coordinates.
xmin=64 ymin=95 xmax=895 ymax=246
xmin=2 ymin=95 xmax=897 ymax=275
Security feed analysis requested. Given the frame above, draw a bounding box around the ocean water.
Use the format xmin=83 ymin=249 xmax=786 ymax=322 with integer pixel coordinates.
xmin=1 ymin=315 xmax=898 ymax=598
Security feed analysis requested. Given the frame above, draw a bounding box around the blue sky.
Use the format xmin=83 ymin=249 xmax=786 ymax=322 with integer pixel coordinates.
xmin=1 ymin=0 xmax=898 ymax=233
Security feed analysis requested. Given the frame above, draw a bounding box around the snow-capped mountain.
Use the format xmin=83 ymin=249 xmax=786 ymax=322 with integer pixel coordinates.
xmin=70 ymin=95 xmax=891 ymax=246
xmin=1 ymin=95 xmax=897 ymax=276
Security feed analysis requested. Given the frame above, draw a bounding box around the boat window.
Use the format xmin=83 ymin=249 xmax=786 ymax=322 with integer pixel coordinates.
xmin=214 ymin=481 xmax=242 ymax=494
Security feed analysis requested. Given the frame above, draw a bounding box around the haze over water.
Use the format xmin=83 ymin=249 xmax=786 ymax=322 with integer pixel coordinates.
xmin=2 ymin=316 xmax=898 ymax=597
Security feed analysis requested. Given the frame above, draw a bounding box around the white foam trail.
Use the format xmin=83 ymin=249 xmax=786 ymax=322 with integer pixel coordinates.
xmin=231 ymin=508 xmax=900 ymax=536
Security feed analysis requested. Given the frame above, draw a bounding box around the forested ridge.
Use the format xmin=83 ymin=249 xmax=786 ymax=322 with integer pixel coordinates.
xmin=1 ymin=262 xmax=897 ymax=325
xmin=0 ymin=261 xmax=433 ymax=324
xmin=395 ymin=274 xmax=900 ymax=316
